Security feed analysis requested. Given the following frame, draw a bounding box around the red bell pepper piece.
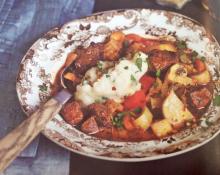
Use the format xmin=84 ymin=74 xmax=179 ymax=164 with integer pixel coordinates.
xmin=123 ymin=90 xmax=146 ymax=110
xmin=194 ymin=59 xmax=206 ymax=73
xmin=139 ymin=75 xmax=155 ymax=93
xmin=125 ymin=34 xmax=159 ymax=46
xmin=125 ymin=34 xmax=143 ymax=43
xmin=123 ymin=115 xmax=136 ymax=131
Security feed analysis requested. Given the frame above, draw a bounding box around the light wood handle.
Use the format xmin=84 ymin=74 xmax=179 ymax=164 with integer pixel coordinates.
xmin=0 ymin=98 xmax=62 ymax=172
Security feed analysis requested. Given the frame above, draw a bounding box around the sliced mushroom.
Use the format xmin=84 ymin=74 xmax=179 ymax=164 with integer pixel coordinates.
xmin=166 ymin=63 xmax=194 ymax=86
xmin=162 ymin=90 xmax=194 ymax=129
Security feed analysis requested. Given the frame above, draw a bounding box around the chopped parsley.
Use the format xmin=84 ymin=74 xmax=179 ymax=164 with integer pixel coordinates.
xmin=135 ymin=57 xmax=142 ymax=71
xmin=213 ymin=95 xmax=220 ymax=106
xmin=192 ymin=51 xmax=198 ymax=57
xmin=102 ymin=96 xmax=108 ymax=100
xmin=97 ymin=61 xmax=103 ymax=70
xmin=201 ymin=56 xmax=206 ymax=62
xmin=124 ymin=66 xmax=129 ymax=70
xmin=177 ymin=40 xmax=187 ymax=49
xmin=105 ymin=74 xmax=110 ymax=78
xmin=133 ymin=107 xmax=142 ymax=114
xmin=130 ymin=74 xmax=136 ymax=82
xmin=156 ymin=69 xmax=161 ymax=77
xmin=112 ymin=112 xmax=125 ymax=128
xmin=191 ymin=50 xmax=206 ymax=62
xmin=191 ymin=51 xmax=198 ymax=61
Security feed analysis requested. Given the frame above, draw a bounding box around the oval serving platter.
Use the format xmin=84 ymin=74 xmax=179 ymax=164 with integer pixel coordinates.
xmin=16 ymin=9 xmax=220 ymax=161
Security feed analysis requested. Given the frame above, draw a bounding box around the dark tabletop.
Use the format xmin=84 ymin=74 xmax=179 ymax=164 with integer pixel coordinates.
xmin=70 ymin=0 xmax=220 ymax=175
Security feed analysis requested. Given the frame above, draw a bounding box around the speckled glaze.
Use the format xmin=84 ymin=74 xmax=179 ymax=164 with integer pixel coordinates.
xmin=16 ymin=9 xmax=220 ymax=161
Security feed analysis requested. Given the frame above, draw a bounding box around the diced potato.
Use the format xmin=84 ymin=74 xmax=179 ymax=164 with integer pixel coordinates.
xmin=150 ymin=97 xmax=163 ymax=109
xmin=162 ymin=90 xmax=194 ymax=129
xmin=190 ymin=70 xmax=210 ymax=85
xmin=134 ymin=107 xmax=153 ymax=130
xmin=167 ymin=64 xmax=194 ymax=86
xmin=151 ymin=119 xmax=173 ymax=138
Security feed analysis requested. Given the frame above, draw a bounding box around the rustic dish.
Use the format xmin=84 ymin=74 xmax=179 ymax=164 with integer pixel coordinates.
xmin=16 ymin=9 xmax=220 ymax=161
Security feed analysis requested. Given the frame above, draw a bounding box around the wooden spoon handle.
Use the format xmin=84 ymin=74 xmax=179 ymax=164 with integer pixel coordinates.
xmin=0 ymin=98 xmax=62 ymax=172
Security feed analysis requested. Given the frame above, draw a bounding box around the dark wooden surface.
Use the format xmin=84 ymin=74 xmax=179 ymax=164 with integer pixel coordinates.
xmin=70 ymin=1 xmax=220 ymax=175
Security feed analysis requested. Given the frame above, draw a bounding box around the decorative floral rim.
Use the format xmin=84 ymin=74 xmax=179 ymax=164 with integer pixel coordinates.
xmin=16 ymin=9 xmax=220 ymax=161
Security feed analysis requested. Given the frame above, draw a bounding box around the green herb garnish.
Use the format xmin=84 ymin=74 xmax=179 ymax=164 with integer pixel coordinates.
xmin=97 ymin=61 xmax=103 ymax=70
xmin=192 ymin=51 xmax=198 ymax=57
xmin=130 ymin=74 xmax=136 ymax=82
xmin=213 ymin=95 xmax=220 ymax=106
xmin=105 ymin=74 xmax=110 ymax=78
xmin=191 ymin=51 xmax=198 ymax=61
xmin=177 ymin=40 xmax=187 ymax=49
xmin=129 ymin=108 xmax=142 ymax=117
xmin=112 ymin=112 xmax=125 ymax=128
xmin=124 ymin=66 xmax=129 ymax=70
xmin=201 ymin=56 xmax=206 ymax=62
xmin=135 ymin=57 xmax=142 ymax=71
xmin=38 ymin=83 xmax=47 ymax=92
xmin=156 ymin=69 xmax=161 ymax=77
xmin=133 ymin=107 xmax=142 ymax=114
xmin=102 ymin=96 xmax=108 ymax=100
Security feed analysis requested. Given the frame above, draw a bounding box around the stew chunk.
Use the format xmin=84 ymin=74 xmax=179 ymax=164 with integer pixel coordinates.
xmin=88 ymin=103 xmax=112 ymax=127
xmin=74 ymin=43 xmax=104 ymax=74
xmin=190 ymin=87 xmax=212 ymax=109
xmin=61 ymin=101 xmax=83 ymax=125
xmin=81 ymin=116 xmax=99 ymax=134
xmin=149 ymin=50 xmax=178 ymax=71
xmin=87 ymin=100 xmax=123 ymax=127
